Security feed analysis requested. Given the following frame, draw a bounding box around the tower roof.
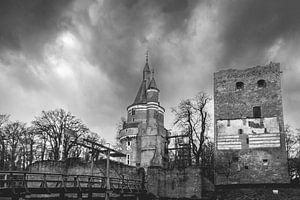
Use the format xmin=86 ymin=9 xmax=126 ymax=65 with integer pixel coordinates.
xmin=148 ymin=77 xmax=158 ymax=89
xmin=143 ymin=50 xmax=150 ymax=72
xmin=143 ymin=62 xmax=150 ymax=73
xmin=133 ymin=80 xmax=147 ymax=104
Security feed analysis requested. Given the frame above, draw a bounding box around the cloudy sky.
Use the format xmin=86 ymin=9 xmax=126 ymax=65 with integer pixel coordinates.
xmin=1 ymin=0 xmax=300 ymax=142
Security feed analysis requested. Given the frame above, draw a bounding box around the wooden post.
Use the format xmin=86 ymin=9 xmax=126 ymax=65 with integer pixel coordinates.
xmin=88 ymin=177 xmax=92 ymax=200
xmin=75 ymin=176 xmax=82 ymax=200
xmin=59 ymin=191 xmax=65 ymax=200
xmin=91 ymin=143 xmax=94 ymax=176
xmin=105 ymin=149 xmax=111 ymax=200
xmin=4 ymin=174 xmax=7 ymax=188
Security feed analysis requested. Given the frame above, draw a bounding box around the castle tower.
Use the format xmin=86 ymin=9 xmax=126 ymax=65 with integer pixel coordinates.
xmin=118 ymin=54 xmax=168 ymax=168
xmin=214 ymin=62 xmax=289 ymax=185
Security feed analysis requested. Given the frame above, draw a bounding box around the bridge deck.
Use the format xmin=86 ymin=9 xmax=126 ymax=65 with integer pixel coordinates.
xmin=0 ymin=171 xmax=145 ymax=198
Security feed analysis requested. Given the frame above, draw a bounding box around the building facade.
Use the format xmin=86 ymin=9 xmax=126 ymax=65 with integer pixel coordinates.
xmin=214 ymin=62 xmax=289 ymax=184
xmin=118 ymin=56 xmax=168 ymax=168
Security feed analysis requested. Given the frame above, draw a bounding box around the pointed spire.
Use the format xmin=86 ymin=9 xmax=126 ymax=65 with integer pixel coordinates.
xmin=143 ymin=50 xmax=150 ymax=72
xmin=152 ymin=68 xmax=154 ymax=78
xmin=149 ymin=77 xmax=157 ymax=89
xmin=146 ymin=49 xmax=149 ymax=64
xmin=143 ymin=50 xmax=151 ymax=81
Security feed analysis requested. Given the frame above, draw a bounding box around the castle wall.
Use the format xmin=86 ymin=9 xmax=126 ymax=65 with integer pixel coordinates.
xmin=119 ymin=137 xmax=138 ymax=166
xmin=146 ymin=166 xmax=203 ymax=199
xmin=214 ymin=63 xmax=289 ymax=185
xmin=216 ymin=185 xmax=300 ymax=200
xmin=28 ymin=159 xmax=141 ymax=180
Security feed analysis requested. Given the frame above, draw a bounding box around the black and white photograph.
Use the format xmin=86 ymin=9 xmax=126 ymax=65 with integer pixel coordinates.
xmin=0 ymin=0 xmax=299 ymax=199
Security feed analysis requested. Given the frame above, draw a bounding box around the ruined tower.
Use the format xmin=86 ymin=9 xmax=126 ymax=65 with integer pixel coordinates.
xmin=118 ymin=54 xmax=168 ymax=168
xmin=214 ymin=62 xmax=289 ymax=185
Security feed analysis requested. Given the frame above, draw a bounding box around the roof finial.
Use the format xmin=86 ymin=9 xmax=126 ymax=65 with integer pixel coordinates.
xmin=146 ymin=49 xmax=149 ymax=64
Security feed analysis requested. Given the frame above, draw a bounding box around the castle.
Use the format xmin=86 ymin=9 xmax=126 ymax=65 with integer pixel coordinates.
xmin=214 ymin=62 xmax=289 ymax=185
xmin=118 ymin=55 xmax=169 ymax=168
xmin=118 ymin=58 xmax=290 ymax=187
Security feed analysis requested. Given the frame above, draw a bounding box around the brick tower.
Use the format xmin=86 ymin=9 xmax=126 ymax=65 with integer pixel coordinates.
xmin=214 ymin=62 xmax=289 ymax=185
xmin=118 ymin=54 xmax=168 ymax=168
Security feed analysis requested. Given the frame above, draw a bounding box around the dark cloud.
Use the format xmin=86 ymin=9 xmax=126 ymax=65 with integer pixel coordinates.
xmin=0 ymin=0 xmax=74 ymax=59
xmin=218 ymin=0 xmax=300 ymax=67
xmin=1 ymin=0 xmax=300 ymax=142
xmin=84 ymin=0 xmax=199 ymax=83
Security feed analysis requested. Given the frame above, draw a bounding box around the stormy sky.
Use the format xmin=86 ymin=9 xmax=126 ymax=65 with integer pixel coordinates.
xmin=1 ymin=0 xmax=300 ymax=142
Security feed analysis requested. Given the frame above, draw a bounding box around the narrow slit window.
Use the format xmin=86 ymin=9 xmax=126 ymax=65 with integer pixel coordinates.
xmin=132 ymin=109 xmax=135 ymax=115
xmin=127 ymin=141 xmax=131 ymax=146
xmin=127 ymin=154 xmax=130 ymax=165
xmin=246 ymin=138 xmax=249 ymax=144
xmin=227 ymin=120 xmax=230 ymax=127
xmin=253 ymin=106 xmax=261 ymax=118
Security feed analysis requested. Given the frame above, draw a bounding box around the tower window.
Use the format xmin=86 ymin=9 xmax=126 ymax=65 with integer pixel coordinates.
xmin=236 ymin=82 xmax=244 ymax=90
xmin=246 ymin=138 xmax=249 ymax=144
xmin=132 ymin=118 xmax=135 ymax=122
xmin=257 ymin=79 xmax=266 ymax=88
xmin=232 ymin=156 xmax=239 ymax=162
xmin=127 ymin=141 xmax=131 ymax=146
xmin=253 ymin=106 xmax=261 ymax=118
xmin=238 ymin=129 xmax=243 ymax=134
xmin=227 ymin=120 xmax=230 ymax=127
xmin=263 ymin=159 xmax=268 ymax=166
xmin=132 ymin=109 xmax=135 ymax=115
xmin=127 ymin=154 xmax=130 ymax=165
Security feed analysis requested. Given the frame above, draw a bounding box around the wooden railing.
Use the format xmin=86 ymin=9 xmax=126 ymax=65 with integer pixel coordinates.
xmin=0 ymin=171 xmax=145 ymax=198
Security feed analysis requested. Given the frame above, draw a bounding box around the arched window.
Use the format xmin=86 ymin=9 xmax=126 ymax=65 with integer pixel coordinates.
xmin=257 ymin=79 xmax=266 ymax=88
xmin=236 ymin=82 xmax=244 ymax=90
xmin=127 ymin=154 xmax=130 ymax=165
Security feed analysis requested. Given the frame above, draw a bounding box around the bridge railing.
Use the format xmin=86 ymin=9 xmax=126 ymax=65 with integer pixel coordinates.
xmin=0 ymin=171 xmax=144 ymax=194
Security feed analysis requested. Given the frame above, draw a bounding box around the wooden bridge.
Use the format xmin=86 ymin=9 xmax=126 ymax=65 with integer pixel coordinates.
xmin=0 ymin=171 xmax=146 ymax=200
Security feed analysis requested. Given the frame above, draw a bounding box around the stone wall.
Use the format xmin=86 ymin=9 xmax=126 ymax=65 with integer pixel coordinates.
xmin=28 ymin=158 xmax=141 ymax=180
xmin=216 ymin=184 xmax=300 ymax=200
xmin=214 ymin=63 xmax=289 ymax=185
xmin=146 ymin=166 xmax=203 ymax=199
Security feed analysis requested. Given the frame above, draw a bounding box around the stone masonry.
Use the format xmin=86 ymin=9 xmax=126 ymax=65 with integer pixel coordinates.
xmin=214 ymin=62 xmax=289 ymax=185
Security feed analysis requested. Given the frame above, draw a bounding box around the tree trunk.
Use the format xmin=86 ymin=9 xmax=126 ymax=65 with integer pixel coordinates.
xmin=0 ymin=141 xmax=5 ymax=170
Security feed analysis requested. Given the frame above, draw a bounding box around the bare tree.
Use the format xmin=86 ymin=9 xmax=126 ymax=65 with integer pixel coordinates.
xmin=19 ymin=126 xmax=36 ymax=168
xmin=3 ymin=121 xmax=27 ymax=170
xmin=0 ymin=114 xmax=9 ymax=170
xmin=285 ymin=125 xmax=299 ymax=158
xmin=201 ymin=140 xmax=215 ymax=181
xmin=285 ymin=125 xmax=300 ymax=183
xmin=172 ymin=92 xmax=211 ymax=166
xmin=32 ymin=109 xmax=89 ymax=161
